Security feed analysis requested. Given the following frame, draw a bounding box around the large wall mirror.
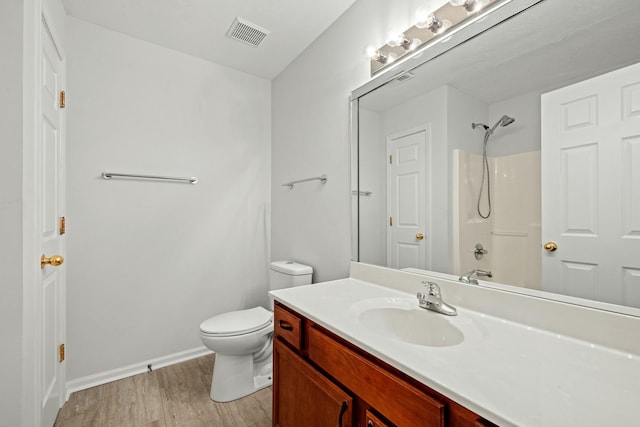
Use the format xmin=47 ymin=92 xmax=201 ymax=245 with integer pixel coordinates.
xmin=352 ymin=0 xmax=640 ymax=315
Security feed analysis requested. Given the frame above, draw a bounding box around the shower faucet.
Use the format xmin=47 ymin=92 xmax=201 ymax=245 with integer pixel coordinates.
xmin=458 ymin=269 xmax=492 ymax=285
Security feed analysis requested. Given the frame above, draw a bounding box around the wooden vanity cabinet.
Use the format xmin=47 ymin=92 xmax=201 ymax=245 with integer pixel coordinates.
xmin=273 ymin=302 xmax=497 ymax=427
xmin=273 ymin=340 xmax=353 ymax=427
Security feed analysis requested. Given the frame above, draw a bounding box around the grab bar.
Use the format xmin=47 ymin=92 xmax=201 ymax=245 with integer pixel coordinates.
xmin=282 ymin=175 xmax=327 ymax=189
xmin=101 ymin=171 xmax=198 ymax=184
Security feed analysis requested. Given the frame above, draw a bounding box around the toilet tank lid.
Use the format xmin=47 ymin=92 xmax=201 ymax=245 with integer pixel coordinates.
xmin=270 ymin=261 xmax=313 ymax=276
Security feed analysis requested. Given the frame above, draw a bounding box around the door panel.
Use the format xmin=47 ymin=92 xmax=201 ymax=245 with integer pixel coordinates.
xmin=40 ymin=18 xmax=65 ymax=427
xmin=622 ymin=137 xmax=640 ymax=237
xmin=542 ymin=61 xmax=640 ymax=307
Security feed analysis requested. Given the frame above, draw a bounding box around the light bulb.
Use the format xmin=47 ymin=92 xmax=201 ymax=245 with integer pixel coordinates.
xmin=415 ymin=7 xmax=430 ymax=27
xmin=386 ymin=32 xmax=408 ymax=48
xmin=449 ymin=0 xmax=479 ymax=12
xmin=364 ymin=45 xmax=378 ymax=58
xmin=423 ymin=14 xmax=443 ymax=33
xmin=387 ymin=33 xmax=420 ymax=51
xmin=386 ymin=52 xmax=398 ymax=64
xmin=364 ymin=45 xmax=389 ymax=64
xmin=408 ymin=38 xmax=422 ymax=51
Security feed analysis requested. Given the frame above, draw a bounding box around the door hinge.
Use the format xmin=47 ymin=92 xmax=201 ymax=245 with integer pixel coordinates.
xmin=59 ymin=344 xmax=65 ymax=363
xmin=389 ymin=154 xmax=393 ymax=164
xmin=59 ymin=91 xmax=65 ymax=109
xmin=389 ymin=216 xmax=393 ymax=226
xmin=59 ymin=216 xmax=66 ymax=235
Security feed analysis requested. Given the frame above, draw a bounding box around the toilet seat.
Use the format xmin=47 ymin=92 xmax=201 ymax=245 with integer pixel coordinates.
xmin=200 ymin=307 xmax=273 ymax=337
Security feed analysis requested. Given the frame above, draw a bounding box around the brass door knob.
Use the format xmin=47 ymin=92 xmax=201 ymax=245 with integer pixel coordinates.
xmin=41 ymin=254 xmax=64 ymax=269
xmin=416 ymin=233 xmax=425 ymax=240
xmin=543 ymin=242 xmax=558 ymax=252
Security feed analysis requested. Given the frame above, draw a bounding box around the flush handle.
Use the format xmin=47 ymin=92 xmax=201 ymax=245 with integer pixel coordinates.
xmin=543 ymin=241 xmax=558 ymax=252
xmin=41 ymin=254 xmax=64 ymax=269
xmin=416 ymin=233 xmax=425 ymax=240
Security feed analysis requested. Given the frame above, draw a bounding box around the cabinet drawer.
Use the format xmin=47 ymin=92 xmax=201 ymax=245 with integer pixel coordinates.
xmin=308 ymin=326 xmax=445 ymax=427
xmin=274 ymin=304 xmax=303 ymax=351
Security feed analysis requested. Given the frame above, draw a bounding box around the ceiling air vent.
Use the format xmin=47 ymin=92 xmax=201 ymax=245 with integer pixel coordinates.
xmin=226 ymin=17 xmax=270 ymax=47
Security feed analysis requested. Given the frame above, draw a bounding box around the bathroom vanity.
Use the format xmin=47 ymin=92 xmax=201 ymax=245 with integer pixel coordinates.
xmin=273 ymin=302 xmax=495 ymax=427
xmin=270 ymin=263 xmax=640 ymax=427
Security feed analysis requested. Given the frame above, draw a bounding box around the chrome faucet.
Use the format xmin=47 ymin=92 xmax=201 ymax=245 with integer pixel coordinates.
xmin=416 ymin=281 xmax=457 ymax=316
xmin=458 ymin=269 xmax=492 ymax=284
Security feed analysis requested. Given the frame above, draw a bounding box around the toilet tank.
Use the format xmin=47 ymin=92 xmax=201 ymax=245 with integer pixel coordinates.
xmin=269 ymin=261 xmax=313 ymax=291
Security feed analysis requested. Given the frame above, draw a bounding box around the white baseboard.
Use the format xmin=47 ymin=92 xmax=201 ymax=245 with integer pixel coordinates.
xmin=65 ymin=346 xmax=212 ymax=401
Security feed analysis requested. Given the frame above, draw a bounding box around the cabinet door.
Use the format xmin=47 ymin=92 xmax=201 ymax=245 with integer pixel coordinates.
xmin=308 ymin=326 xmax=445 ymax=427
xmin=273 ymin=339 xmax=353 ymax=427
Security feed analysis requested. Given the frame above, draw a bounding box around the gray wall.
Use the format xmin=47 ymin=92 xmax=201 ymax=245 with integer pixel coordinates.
xmin=66 ymin=17 xmax=272 ymax=382
xmin=271 ymin=0 xmax=436 ymax=281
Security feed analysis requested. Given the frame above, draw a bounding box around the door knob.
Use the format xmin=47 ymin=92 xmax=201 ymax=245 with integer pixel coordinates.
xmin=543 ymin=242 xmax=558 ymax=252
xmin=41 ymin=254 xmax=64 ymax=269
xmin=416 ymin=233 xmax=425 ymax=240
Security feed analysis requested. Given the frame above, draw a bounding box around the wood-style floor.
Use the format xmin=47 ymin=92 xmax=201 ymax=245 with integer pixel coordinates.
xmin=54 ymin=354 xmax=272 ymax=427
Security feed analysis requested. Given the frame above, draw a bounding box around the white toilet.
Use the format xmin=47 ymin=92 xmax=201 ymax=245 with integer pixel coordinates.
xmin=199 ymin=261 xmax=312 ymax=402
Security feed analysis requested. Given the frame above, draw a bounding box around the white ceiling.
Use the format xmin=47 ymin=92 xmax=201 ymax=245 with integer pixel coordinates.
xmin=61 ymin=0 xmax=357 ymax=80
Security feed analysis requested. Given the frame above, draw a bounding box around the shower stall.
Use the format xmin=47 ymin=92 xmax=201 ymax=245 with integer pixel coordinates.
xmin=452 ymin=115 xmax=541 ymax=290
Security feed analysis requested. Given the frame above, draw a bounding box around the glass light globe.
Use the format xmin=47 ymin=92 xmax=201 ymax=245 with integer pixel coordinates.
xmin=364 ymin=45 xmax=378 ymax=59
xmin=415 ymin=7 xmax=430 ymax=28
xmin=449 ymin=0 xmax=479 ymax=12
xmin=386 ymin=32 xmax=406 ymax=48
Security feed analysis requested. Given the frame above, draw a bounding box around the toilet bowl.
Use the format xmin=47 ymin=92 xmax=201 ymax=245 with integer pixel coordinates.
xmin=200 ymin=307 xmax=274 ymax=402
xmin=199 ymin=261 xmax=312 ymax=402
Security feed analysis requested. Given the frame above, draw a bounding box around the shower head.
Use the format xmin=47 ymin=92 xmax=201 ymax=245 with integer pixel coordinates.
xmin=488 ymin=114 xmax=516 ymax=134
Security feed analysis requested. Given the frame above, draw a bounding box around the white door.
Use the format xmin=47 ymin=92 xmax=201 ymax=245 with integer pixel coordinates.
xmin=40 ymin=18 xmax=66 ymax=426
xmin=387 ymin=127 xmax=428 ymax=269
xmin=541 ymin=61 xmax=640 ymax=307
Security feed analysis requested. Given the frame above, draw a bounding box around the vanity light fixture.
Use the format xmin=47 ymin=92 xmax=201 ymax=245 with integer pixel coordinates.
xmin=366 ymin=0 xmax=501 ymax=75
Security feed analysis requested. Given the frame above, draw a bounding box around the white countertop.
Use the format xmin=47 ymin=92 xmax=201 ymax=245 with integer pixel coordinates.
xmin=270 ymin=278 xmax=640 ymax=427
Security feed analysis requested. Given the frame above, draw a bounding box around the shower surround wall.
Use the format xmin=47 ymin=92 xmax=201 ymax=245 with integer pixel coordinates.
xmin=454 ymin=150 xmax=541 ymax=289
xmin=66 ymin=18 xmax=271 ymax=386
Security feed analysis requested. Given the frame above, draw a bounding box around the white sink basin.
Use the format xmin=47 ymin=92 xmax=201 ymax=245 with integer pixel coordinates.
xmin=352 ymin=298 xmax=464 ymax=347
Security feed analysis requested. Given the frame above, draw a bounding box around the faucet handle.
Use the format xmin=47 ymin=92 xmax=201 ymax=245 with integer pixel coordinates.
xmin=421 ymin=281 xmax=441 ymax=297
